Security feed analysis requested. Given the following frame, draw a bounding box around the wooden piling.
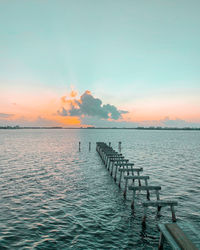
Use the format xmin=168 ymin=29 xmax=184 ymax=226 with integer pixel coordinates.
xmin=118 ymin=141 xmax=122 ymax=152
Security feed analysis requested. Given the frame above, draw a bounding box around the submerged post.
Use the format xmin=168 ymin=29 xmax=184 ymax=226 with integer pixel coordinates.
xmin=79 ymin=141 xmax=81 ymax=151
xmin=118 ymin=141 xmax=122 ymax=152
xmin=109 ymin=142 xmax=111 ymax=147
xmin=89 ymin=142 xmax=91 ymax=151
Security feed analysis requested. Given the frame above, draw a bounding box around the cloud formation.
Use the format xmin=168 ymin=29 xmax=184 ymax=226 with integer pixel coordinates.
xmin=161 ymin=117 xmax=200 ymax=128
xmin=58 ymin=90 xmax=128 ymax=120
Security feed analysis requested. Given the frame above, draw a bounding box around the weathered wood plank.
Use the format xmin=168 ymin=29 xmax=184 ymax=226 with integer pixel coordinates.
xmin=177 ymin=222 xmax=200 ymax=248
xmin=158 ymin=224 xmax=181 ymax=250
xmin=166 ymin=223 xmax=198 ymax=250
xmin=158 ymin=223 xmax=199 ymax=250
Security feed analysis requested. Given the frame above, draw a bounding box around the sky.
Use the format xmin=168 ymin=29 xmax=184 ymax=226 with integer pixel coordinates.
xmin=0 ymin=0 xmax=200 ymax=127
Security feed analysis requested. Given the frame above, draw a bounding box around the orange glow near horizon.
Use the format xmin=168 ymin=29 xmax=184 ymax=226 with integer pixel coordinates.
xmin=1 ymin=88 xmax=200 ymax=126
xmin=53 ymin=115 xmax=81 ymax=126
xmin=119 ymin=92 xmax=200 ymax=122
xmin=0 ymin=89 xmax=83 ymax=126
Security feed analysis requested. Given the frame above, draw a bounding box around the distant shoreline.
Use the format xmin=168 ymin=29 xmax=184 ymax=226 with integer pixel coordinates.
xmin=0 ymin=126 xmax=200 ymax=131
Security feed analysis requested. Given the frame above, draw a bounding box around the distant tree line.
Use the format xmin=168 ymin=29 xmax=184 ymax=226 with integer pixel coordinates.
xmin=0 ymin=126 xmax=62 ymax=129
xmin=0 ymin=125 xmax=200 ymax=130
xmin=135 ymin=126 xmax=200 ymax=130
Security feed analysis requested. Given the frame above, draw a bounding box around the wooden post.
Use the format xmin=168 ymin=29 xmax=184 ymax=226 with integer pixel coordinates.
xmin=171 ymin=205 xmax=176 ymax=222
xmin=111 ymin=160 xmax=115 ymax=171
xmin=158 ymin=232 xmax=165 ymax=250
xmin=156 ymin=190 xmax=161 ymax=214
xmin=137 ymin=171 xmax=141 ymax=186
xmin=131 ymin=190 xmax=136 ymax=210
xmin=156 ymin=190 xmax=160 ymax=200
xmin=114 ymin=165 xmax=118 ymax=182
xmin=145 ymin=179 xmax=150 ymax=200
xmin=142 ymin=206 xmax=147 ymax=226
xmin=79 ymin=141 xmax=81 ymax=151
xmin=109 ymin=163 xmax=113 ymax=172
xmin=105 ymin=156 xmax=109 ymax=167
xmin=109 ymin=142 xmax=111 ymax=147
xmin=123 ymin=178 xmax=128 ymax=198
xmin=89 ymin=142 xmax=91 ymax=151
xmin=107 ymin=159 xmax=111 ymax=170
xmin=118 ymin=141 xmax=122 ymax=152
xmin=118 ymin=170 xmax=122 ymax=188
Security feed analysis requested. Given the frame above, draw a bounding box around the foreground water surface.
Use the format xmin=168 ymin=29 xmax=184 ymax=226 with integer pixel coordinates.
xmin=0 ymin=129 xmax=199 ymax=249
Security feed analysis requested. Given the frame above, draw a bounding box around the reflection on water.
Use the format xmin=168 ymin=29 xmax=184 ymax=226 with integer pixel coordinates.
xmin=0 ymin=129 xmax=199 ymax=249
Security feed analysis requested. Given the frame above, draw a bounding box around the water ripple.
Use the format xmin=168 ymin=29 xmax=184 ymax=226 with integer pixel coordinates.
xmin=0 ymin=129 xmax=199 ymax=249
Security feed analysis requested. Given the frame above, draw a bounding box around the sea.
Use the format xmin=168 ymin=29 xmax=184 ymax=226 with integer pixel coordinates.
xmin=0 ymin=129 xmax=199 ymax=249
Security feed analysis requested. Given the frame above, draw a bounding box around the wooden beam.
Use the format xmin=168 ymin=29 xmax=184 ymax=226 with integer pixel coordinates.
xmin=119 ymin=168 xmax=142 ymax=172
xmin=129 ymin=186 xmax=161 ymax=191
xmin=116 ymin=163 xmax=134 ymax=166
xmin=142 ymin=200 xmax=178 ymax=207
xmin=110 ymin=159 xmax=127 ymax=162
xmin=124 ymin=175 xmax=149 ymax=180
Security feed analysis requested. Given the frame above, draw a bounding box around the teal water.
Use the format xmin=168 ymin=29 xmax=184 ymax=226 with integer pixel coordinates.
xmin=0 ymin=129 xmax=199 ymax=249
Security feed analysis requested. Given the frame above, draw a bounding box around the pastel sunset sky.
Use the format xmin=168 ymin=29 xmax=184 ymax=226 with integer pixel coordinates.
xmin=0 ymin=0 xmax=200 ymax=127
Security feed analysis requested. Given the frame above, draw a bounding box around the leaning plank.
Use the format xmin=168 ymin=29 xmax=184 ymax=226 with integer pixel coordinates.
xmin=166 ymin=223 xmax=198 ymax=250
xmin=158 ymin=224 xmax=181 ymax=250
xmin=177 ymin=222 xmax=200 ymax=248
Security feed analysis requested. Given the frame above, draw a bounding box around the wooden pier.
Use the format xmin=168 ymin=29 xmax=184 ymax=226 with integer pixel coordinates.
xmin=96 ymin=142 xmax=178 ymax=225
xmin=96 ymin=142 xmax=199 ymax=249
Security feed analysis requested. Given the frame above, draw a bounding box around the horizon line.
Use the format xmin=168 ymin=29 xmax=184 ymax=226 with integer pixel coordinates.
xmin=0 ymin=126 xmax=200 ymax=130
